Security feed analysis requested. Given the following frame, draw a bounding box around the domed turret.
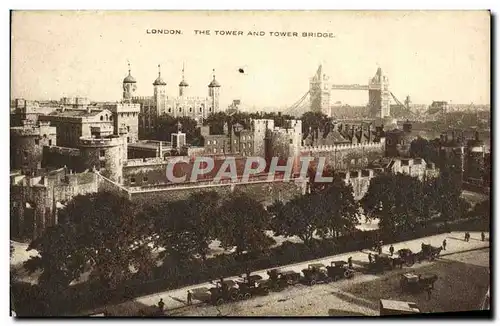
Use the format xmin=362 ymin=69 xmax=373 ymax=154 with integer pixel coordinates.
xmin=123 ymin=63 xmax=137 ymax=101
xmin=178 ymin=64 xmax=189 ymax=97
xmin=123 ymin=74 xmax=136 ymax=84
xmin=153 ymin=75 xmax=166 ymax=86
xmin=123 ymin=63 xmax=136 ymax=83
xmin=208 ymin=77 xmax=221 ymax=88
xmin=153 ymin=64 xmax=166 ymax=86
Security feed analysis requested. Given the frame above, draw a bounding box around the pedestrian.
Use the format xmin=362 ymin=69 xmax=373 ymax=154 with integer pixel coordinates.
xmin=442 ymin=239 xmax=447 ymax=251
xmin=368 ymin=253 xmax=373 ymax=264
xmin=467 ymin=232 xmax=471 ymax=242
xmin=426 ymin=285 xmax=433 ymax=300
xmin=187 ymin=290 xmax=192 ymax=305
xmin=389 ymin=245 xmax=394 ymax=256
xmin=378 ymin=245 xmax=382 ymax=255
xmin=481 ymin=232 xmax=485 ymax=242
xmin=348 ymin=256 xmax=353 ymax=268
xmin=158 ymin=298 xmax=165 ymax=313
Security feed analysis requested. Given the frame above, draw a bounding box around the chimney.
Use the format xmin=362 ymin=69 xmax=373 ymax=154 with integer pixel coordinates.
xmin=403 ymin=121 xmax=412 ymax=133
xmin=86 ymin=106 xmax=92 ymax=114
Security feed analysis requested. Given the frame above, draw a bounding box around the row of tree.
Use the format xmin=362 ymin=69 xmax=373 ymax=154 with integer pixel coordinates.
xmin=23 ymin=167 xmax=475 ymax=298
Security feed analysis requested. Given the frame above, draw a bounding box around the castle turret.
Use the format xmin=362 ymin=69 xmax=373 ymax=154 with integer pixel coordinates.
xmin=179 ymin=64 xmax=189 ymax=97
xmin=208 ymin=69 xmax=221 ymax=114
xmin=309 ymin=64 xmax=331 ymax=117
xmin=122 ymin=63 xmax=137 ymax=102
xmin=368 ymin=67 xmax=391 ymax=119
xmin=153 ymin=64 xmax=167 ymax=116
xmin=79 ymin=134 xmax=124 ymax=184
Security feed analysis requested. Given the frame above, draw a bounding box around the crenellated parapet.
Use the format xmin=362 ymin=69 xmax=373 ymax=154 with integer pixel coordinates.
xmin=79 ymin=135 xmax=123 ymax=148
xmin=301 ymin=141 xmax=383 ymax=152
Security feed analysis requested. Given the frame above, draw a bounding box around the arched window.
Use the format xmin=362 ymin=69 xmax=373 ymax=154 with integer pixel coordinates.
xmin=179 ymin=107 xmax=182 ymax=112
xmin=105 ymin=114 xmax=109 ymax=121
xmin=168 ymin=107 xmax=172 ymax=113
xmin=199 ymin=107 xmax=202 ymax=112
xmin=100 ymin=116 xmax=103 ymax=121
xmin=209 ymin=107 xmax=212 ymax=112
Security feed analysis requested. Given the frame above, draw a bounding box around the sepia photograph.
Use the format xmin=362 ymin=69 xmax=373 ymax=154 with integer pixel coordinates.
xmin=8 ymin=9 xmax=491 ymax=318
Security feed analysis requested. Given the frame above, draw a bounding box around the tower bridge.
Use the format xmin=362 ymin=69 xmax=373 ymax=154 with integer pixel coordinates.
xmin=284 ymin=65 xmax=413 ymax=120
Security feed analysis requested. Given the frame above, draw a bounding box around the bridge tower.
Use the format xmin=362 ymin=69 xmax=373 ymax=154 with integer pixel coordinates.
xmin=368 ymin=67 xmax=391 ymax=119
xmin=309 ymin=65 xmax=331 ymax=117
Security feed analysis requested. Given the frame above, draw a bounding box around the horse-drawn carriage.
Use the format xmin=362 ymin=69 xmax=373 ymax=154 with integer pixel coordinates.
xmin=368 ymin=253 xmax=394 ymax=273
xmin=419 ymin=244 xmax=443 ymax=261
xmin=400 ymin=272 xmax=438 ymax=293
xmin=393 ymin=248 xmax=416 ymax=268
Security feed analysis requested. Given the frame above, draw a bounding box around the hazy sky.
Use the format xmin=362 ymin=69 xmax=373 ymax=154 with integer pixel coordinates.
xmin=11 ymin=11 xmax=490 ymax=109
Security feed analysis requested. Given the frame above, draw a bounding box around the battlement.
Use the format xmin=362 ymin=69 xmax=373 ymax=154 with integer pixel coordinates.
xmin=79 ymin=135 xmax=123 ymax=147
xmin=301 ymin=141 xmax=383 ymax=152
xmin=125 ymin=157 xmax=168 ymax=167
xmin=104 ymin=102 xmax=141 ymax=113
xmin=11 ymin=126 xmax=41 ymax=137
xmin=45 ymin=146 xmax=81 ymax=156
xmin=132 ymin=96 xmax=154 ymax=103
xmin=173 ymin=96 xmax=210 ymax=101
xmin=337 ymin=168 xmax=385 ymax=181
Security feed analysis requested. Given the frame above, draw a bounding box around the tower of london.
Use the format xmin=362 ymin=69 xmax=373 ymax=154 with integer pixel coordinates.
xmin=123 ymin=64 xmax=221 ymax=138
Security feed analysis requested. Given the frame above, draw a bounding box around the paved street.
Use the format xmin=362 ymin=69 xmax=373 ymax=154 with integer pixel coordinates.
xmin=84 ymin=231 xmax=490 ymax=316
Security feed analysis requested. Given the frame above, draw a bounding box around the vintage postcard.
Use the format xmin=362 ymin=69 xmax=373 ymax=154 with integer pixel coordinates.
xmin=9 ymin=10 xmax=491 ymax=318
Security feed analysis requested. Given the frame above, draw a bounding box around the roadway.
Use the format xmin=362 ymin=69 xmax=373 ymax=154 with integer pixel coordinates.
xmin=83 ymin=231 xmax=490 ymax=316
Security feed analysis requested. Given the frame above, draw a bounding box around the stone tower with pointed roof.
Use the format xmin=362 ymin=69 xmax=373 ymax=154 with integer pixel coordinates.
xmin=309 ymin=64 xmax=331 ymax=117
xmin=368 ymin=67 xmax=391 ymax=119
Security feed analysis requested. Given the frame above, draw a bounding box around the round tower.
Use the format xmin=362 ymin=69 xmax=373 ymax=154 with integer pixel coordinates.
xmin=208 ymin=69 xmax=221 ymax=114
xmin=79 ymin=135 xmax=124 ymax=184
xmin=10 ymin=121 xmax=42 ymax=173
xmin=123 ymin=63 xmax=137 ymax=101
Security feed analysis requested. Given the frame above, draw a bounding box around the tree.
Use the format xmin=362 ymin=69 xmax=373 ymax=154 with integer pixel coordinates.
xmin=25 ymin=192 xmax=156 ymax=291
xmin=361 ymin=173 xmax=423 ymax=235
xmin=214 ymin=192 xmax=275 ymax=255
xmin=155 ymin=115 xmax=201 ymax=145
xmin=269 ymin=193 xmax=322 ymax=246
xmin=315 ymin=177 xmax=359 ymax=239
xmin=300 ymin=111 xmax=330 ymax=139
xmin=468 ymin=198 xmax=490 ymax=223
xmin=434 ymin=168 xmax=471 ymax=222
xmin=184 ymin=191 xmax=220 ymax=261
xmin=410 ymin=136 xmax=440 ymax=164
xmin=204 ymin=112 xmax=229 ymax=134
